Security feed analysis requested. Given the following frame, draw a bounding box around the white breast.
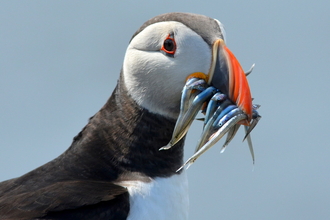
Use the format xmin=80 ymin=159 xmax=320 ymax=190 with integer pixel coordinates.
xmin=121 ymin=171 xmax=189 ymax=220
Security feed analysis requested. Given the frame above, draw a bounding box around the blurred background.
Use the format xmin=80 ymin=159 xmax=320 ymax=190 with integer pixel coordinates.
xmin=1 ymin=1 xmax=330 ymax=219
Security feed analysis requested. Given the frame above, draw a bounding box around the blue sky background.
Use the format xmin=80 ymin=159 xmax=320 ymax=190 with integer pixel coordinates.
xmin=1 ymin=1 xmax=330 ymax=219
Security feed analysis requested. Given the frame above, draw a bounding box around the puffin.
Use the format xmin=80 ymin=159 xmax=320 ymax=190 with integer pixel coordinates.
xmin=0 ymin=12 xmax=255 ymax=220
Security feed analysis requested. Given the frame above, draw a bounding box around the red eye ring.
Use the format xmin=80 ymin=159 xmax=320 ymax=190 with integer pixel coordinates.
xmin=161 ymin=34 xmax=176 ymax=56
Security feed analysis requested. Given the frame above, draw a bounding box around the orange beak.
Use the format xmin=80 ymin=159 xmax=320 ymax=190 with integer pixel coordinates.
xmin=207 ymin=39 xmax=253 ymax=124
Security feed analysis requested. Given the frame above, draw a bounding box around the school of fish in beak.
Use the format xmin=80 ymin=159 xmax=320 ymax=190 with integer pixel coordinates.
xmin=160 ymin=39 xmax=261 ymax=171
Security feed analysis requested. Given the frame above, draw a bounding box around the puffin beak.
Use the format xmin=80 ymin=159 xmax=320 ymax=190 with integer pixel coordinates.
xmin=208 ymin=39 xmax=253 ymax=123
xmin=160 ymin=39 xmax=256 ymax=153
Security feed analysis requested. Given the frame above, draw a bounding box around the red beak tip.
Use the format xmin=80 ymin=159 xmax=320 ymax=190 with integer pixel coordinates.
xmin=224 ymin=45 xmax=253 ymax=124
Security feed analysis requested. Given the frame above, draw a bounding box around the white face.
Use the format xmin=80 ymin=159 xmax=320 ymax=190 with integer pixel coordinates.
xmin=123 ymin=21 xmax=212 ymax=119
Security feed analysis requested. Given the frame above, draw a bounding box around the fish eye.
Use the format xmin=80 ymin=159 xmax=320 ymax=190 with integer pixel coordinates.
xmin=161 ymin=34 xmax=176 ymax=56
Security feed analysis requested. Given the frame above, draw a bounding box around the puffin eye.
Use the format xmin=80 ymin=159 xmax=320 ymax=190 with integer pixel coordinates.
xmin=161 ymin=34 xmax=176 ymax=56
xmin=164 ymin=39 xmax=175 ymax=52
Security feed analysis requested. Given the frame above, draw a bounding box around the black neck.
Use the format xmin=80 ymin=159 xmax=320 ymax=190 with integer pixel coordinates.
xmin=67 ymin=73 xmax=185 ymax=179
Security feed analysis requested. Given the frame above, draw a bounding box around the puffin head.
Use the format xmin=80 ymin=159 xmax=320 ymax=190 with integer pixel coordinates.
xmin=122 ymin=13 xmax=252 ymax=121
